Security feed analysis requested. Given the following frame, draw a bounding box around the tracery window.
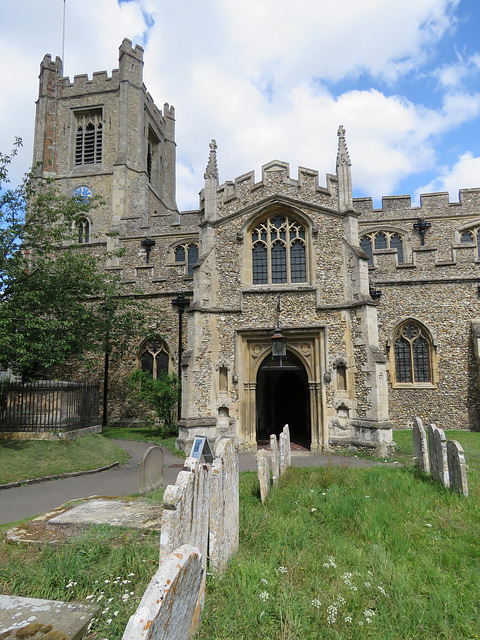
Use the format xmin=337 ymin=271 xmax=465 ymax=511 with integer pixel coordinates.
xmin=174 ymin=242 xmax=199 ymax=276
xmin=393 ymin=322 xmax=432 ymax=385
xmin=139 ymin=338 xmax=170 ymax=379
xmin=251 ymin=214 xmax=307 ymax=284
xmin=360 ymin=231 xmax=404 ymax=265
xmin=76 ymin=217 xmax=90 ymax=244
xmin=75 ymin=110 xmax=102 ymax=165
xmin=459 ymin=227 xmax=480 ymax=256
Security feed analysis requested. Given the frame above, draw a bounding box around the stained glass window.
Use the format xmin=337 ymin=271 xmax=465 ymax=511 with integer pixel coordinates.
xmin=251 ymin=214 xmax=307 ymax=284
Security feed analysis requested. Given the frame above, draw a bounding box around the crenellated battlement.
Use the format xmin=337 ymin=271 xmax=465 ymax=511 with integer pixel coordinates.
xmin=370 ymin=240 xmax=480 ymax=276
xmin=206 ymin=160 xmax=338 ymax=208
xmin=355 ymin=188 xmax=480 ymax=220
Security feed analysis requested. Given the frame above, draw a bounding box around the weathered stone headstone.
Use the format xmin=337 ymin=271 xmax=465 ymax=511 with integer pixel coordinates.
xmin=0 ymin=595 xmax=97 ymax=640
xmin=270 ymin=434 xmax=279 ymax=486
xmin=447 ymin=440 xmax=469 ymax=496
xmin=160 ymin=460 xmax=195 ymax=561
xmin=283 ymin=424 xmax=291 ymax=467
xmin=256 ymin=449 xmax=270 ymax=504
xmin=279 ymin=432 xmax=287 ymax=476
xmin=209 ymin=438 xmax=239 ymax=574
xmin=123 ymin=544 xmax=204 ymax=640
xmin=413 ymin=417 xmax=430 ymax=473
xmin=140 ymin=446 xmax=164 ymax=494
xmin=428 ymin=423 xmax=449 ymax=487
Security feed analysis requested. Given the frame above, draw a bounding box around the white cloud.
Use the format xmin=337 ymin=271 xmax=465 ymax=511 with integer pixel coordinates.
xmin=416 ymin=152 xmax=480 ymax=202
xmin=1 ymin=0 xmax=479 ymax=211
xmin=435 ymin=53 xmax=480 ymax=89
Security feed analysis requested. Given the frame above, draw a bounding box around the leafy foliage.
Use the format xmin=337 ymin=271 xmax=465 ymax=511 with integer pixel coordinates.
xmin=0 ymin=141 xmax=152 ymax=378
xmin=129 ymin=369 xmax=180 ymax=436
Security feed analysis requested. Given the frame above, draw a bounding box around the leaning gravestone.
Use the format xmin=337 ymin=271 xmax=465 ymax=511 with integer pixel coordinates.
xmin=256 ymin=449 xmax=270 ymax=504
xmin=279 ymin=432 xmax=287 ymax=476
xmin=209 ymin=438 xmax=239 ymax=574
xmin=447 ymin=440 xmax=469 ymax=497
xmin=429 ymin=424 xmax=449 ymax=487
xmin=413 ymin=417 xmax=430 ymax=473
xmin=160 ymin=459 xmax=196 ymax=561
xmin=122 ymin=544 xmax=204 ymax=640
xmin=270 ymin=434 xmax=279 ymax=487
xmin=140 ymin=446 xmax=164 ymax=494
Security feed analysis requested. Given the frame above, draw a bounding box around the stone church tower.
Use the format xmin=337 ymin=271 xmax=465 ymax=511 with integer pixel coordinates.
xmin=31 ymin=39 xmax=401 ymax=454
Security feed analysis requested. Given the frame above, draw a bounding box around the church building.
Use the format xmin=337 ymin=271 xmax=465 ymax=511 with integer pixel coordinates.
xmin=31 ymin=40 xmax=480 ymax=453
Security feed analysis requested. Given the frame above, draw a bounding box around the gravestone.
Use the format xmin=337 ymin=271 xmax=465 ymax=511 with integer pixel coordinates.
xmin=279 ymin=433 xmax=286 ymax=476
xmin=283 ymin=424 xmax=291 ymax=467
xmin=256 ymin=449 xmax=270 ymax=504
xmin=270 ymin=434 xmax=279 ymax=486
xmin=428 ymin=423 xmax=449 ymax=487
xmin=140 ymin=446 xmax=164 ymax=494
xmin=122 ymin=545 xmax=204 ymax=640
xmin=160 ymin=460 xmax=196 ymax=561
xmin=447 ymin=440 xmax=469 ymax=496
xmin=209 ymin=438 xmax=239 ymax=574
xmin=413 ymin=417 xmax=430 ymax=473
xmin=0 ymin=595 xmax=97 ymax=640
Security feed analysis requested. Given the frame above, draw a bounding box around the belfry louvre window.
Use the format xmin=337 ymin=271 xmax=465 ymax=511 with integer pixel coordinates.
xmin=139 ymin=338 xmax=170 ymax=379
xmin=252 ymin=214 xmax=307 ymax=284
xmin=75 ymin=110 xmax=102 ymax=165
xmin=175 ymin=242 xmax=199 ymax=276
xmin=393 ymin=322 xmax=432 ymax=385
xmin=360 ymin=231 xmax=404 ymax=265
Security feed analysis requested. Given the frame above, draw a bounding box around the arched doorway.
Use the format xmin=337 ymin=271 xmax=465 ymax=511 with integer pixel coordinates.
xmin=256 ymin=350 xmax=310 ymax=447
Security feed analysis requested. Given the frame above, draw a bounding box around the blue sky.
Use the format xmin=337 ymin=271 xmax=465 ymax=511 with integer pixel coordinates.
xmin=0 ymin=0 xmax=479 ymax=210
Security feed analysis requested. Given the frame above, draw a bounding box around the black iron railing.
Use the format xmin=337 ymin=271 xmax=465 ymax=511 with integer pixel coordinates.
xmin=0 ymin=380 xmax=100 ymax=432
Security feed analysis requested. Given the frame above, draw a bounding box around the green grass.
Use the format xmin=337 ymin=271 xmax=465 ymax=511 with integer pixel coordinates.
xmin=102 ymin=425 xmax=186 ymax=458
xmin=0 ymin=522 xmax=161 ymax=640
xmin=198 ymin=431 xmax=480 ymax=640
xmin=0 ymin=434 xmax=128 ymax=485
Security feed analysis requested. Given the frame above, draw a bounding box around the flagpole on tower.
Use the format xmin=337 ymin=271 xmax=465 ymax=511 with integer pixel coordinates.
xmin=61 ymin=0 xmax=66 ymax=71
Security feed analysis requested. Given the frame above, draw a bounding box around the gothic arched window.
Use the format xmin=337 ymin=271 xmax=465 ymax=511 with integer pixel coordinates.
xmin=174 ymin=242 xmax=199 ymax=276
xmin=458 ymin=226 xmax=480 ymax=257
xmin=393 ymin=321 xmax=433 ymax=385
xmin=360 ymin=231 xmax=404 ymax=265
xmin=76 ymin=217 xmax=90 ymax=244
xmin=251 ymin=213 xmax=307 ymax=284
xmin=139 ymin=338 xmax=170 ymax=379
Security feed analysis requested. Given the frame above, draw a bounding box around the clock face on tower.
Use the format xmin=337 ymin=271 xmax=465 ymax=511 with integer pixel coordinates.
xmin=73 ymin=185 xmax=92 ymax=202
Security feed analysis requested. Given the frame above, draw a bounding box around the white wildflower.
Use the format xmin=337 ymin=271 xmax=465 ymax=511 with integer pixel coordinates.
xmin=259 ymin=591 xmax=269 ymax=602
xmin=276 ymin=566 xmax=288 ymax=574
xmin=311 ymin=508 xmax=317 ymax=512
xmin=311 ymin=598 xmax=321 ymax=609
xmin=364 ymin=582 xmax=371 ymax=588
xmin=344 ymin=616 xmax=352 ymax=624
xmin=106 ymin=619 xmax=112 ymax=625
xmin=261 ymin=578 xmax=268 ymax=585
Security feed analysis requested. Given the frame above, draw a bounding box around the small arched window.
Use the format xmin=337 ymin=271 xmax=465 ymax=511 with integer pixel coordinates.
xmin=393 ymin=321 xmax=433 ymax=385
xmin=139 ymin=338 xmax=170 ymax=379
xmin=360 ymin=231 xmax=404 ymax=265
xmin=174 ymin=242 xmax=199 ymax=276
xmin=251 ymin=213 xmax=307 ymax=284
xmin=76 ymin=217 xmax=90 ymax=244
xmin=458 ymin=226 xmax=480 ymax=257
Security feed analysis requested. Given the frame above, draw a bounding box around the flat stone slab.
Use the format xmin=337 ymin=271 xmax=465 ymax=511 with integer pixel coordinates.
xmin=49 ymin=498 xmax=162 ymax=530
xmin=0 ymin=595 xmax=97 ymax=640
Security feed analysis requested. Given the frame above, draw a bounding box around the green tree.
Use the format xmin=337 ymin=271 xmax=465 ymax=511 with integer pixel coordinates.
xmin=129 ymin=369 xmax=180 ymax=436
xmin=0 ymin=141 xmax=152 ymax=378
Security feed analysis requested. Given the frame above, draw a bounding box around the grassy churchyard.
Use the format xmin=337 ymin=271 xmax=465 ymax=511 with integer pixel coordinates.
xmin=0 ymin=429 xmax=479 ymax=639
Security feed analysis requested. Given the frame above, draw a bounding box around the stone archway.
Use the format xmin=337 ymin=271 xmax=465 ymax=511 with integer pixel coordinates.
xmin=256 ymin=350 xmax=310 ymax=447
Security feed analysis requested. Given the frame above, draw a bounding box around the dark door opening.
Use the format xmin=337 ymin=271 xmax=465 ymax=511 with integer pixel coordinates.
xmin=256 ymin=351 xmax=310 ymax=448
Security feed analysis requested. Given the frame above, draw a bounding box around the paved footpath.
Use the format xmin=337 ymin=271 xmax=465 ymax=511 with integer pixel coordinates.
xmin=0 ymin=441 xmax=385 ymax=526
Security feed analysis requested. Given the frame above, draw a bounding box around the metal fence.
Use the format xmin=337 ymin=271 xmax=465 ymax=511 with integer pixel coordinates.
xmin=0 ymin=380 xmax=100 ymax=432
